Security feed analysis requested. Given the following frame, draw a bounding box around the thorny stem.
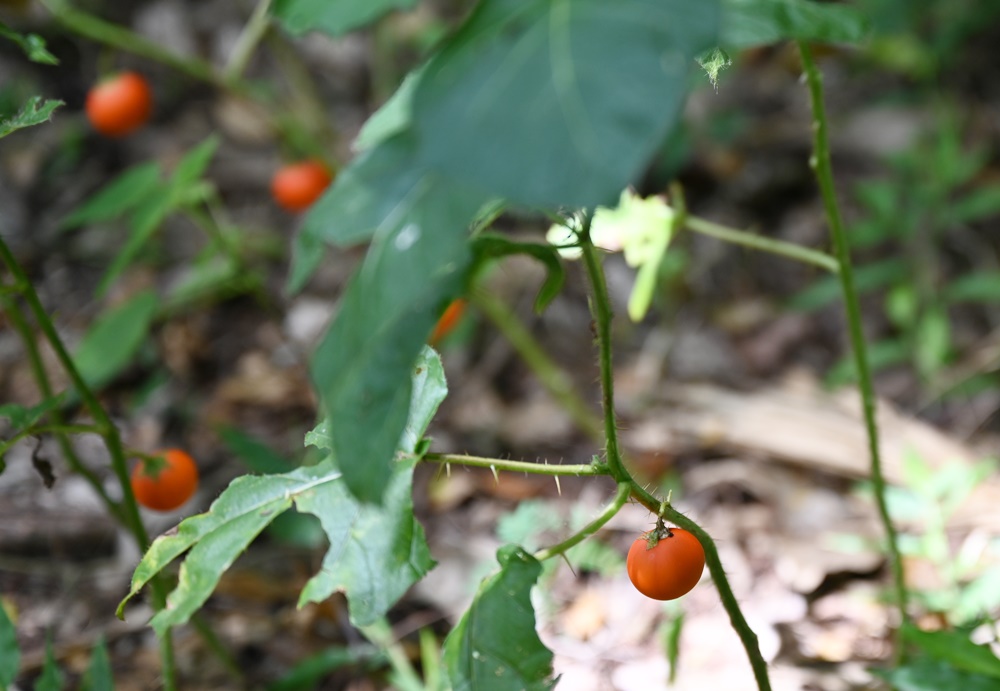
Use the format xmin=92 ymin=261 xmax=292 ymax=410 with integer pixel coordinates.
xmin=798 ymin=43 xmax=909 ymax=627
xmin=535 ymin=482 xmax=631 ymax=561
xmin=421 ymin=453 xmax=608 ymax=478
xmin=578 ymin=220 xmax=773 ymax=691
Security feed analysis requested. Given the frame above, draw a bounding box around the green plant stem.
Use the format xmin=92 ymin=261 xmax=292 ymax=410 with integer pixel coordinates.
xmin=0 ymin=236 xmax=179 ymax=687
xmin=358 ymin=618 xmax=423 ymax=690
xmin=798 ymin=42 xmax=908 ymax=625
xmin=683 ymin=215 xmax=840 ymax=274
xmin=578 ymin=223 xmax=772 ymax=691
xmin=40 ymin=0 xmax=225 ymax=89
xmin=471 ymin=288 xmax=604 ymax=443
xmin=535 ymin=482 xmax=630 ymax=561
xmin=0 ymin=423 xmax=105 ymax=457
xmin=421 ymin=453 xmax=607 ymax=477
xmin=223 ymin=0 xmax=272 ymax=81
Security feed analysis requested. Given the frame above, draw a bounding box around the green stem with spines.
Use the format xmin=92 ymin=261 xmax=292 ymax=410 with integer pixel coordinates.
xmin=798 ymin=42 xmax=909 ymax=627
xmin=578 ymin=217 xmax=772 ymax=691
xmin=535 ymin=482 xmax=631 ymax=561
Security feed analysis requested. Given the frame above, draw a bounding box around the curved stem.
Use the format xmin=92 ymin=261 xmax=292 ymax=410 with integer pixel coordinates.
xmin=421 ymin=453 xmax=607 ymax=477
xmin=683 ymin=215 xmax=840 ymax=274
xmin=578 ymin=221 xmax=772 ymax=691
xmin=535 ymin=482 xmax=630 ymax=561
xmin=223 ymin=0 xmax=272 ymax=82
xmin=471 ymin=288 xmax=604 ymax=443
xmin=40 ymin=0 xmax=227 ymax=89
xmin=798 ymin=42 xmax=908 ymax=626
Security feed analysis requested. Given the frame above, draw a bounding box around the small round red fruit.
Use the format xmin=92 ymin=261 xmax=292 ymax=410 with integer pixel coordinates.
xmin=130 ymin=449 xmax=199 ymax=512
xmin=85 ymin=72 xmax=153 ymax=138
xmin=271 ymin=160 xmax=333 ymax=212
xmin=627 ymin=526 xmax=705 ymax=600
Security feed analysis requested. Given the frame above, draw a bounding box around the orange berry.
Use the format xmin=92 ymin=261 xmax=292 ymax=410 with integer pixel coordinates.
xmin=85 ymin=72 xmax=153 ymax=138
xmin=131 ymin=449 xmax=199 ymax=512
xmin=271 ymin=160 xmax=333 ymax=212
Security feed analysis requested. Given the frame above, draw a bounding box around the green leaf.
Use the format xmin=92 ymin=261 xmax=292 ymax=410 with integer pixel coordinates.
xmin=169 ymin=136 xmax=220 ymax=189
xmin=81 ymin=636 xmax=114 ymax=691
xmin=443 ymin=545 xmax=555 ymax=691
xmin=36 ymin=636 xmax=64 ymax=691
xmin=790 ymin=258 xmax=908 ymax=311
xmin=118 ymin=461 xmax=338 ymax=633
xmin=95 ymin=194 xmax=174 ymax=298
xmin=901 ymin=625 xmax=1000 ymax=678
xmin=0 ymin=598 xmax=18 ymax=688
xmin=945 ymin=271 xmax=1000 ymax=304
xmin=411 ymin=0 xmax=720 ymax=208
xmin=285 ymin=226 xmax=326 ymax=295
xmin=354 ymin=68 xmax=422 ymax=152
xmin=0 ymin=96 xmax=62 ymax=139
xmin=267 ymin=645 xmax=382 ymax=691
xmin=877 ymin=657 xmax=1000 ymax=691
xmin=470 ymin=235 xmax=566 ymax=313
xmin=0 ymin=22 xmax=59 ymax=64
xmin=949 ymin=184 xmax=1000 ymax=224
xmin=272 ymin=0 xmax=417 ymax=36
xmin=218 ymin=427 xmax=294 ymax=474
xmin=60 ymin=161 xmax=163 ymax=229
xmin=719 ymin=0 xmax=869 ymax=50
xmin=915 ymin=307 xmax=951 ymax=378
xmin=294 ymin=457 xmax=435 ymax=625
xmin=825 ymin=337 xmax=910 ymax=388
xmin=0 ymin=396 xmax=64 ymax=432
xmin=310 ymin=138 xmax=485 ymax=504
xmin=72 ymin=290 xmax=159 ymax=390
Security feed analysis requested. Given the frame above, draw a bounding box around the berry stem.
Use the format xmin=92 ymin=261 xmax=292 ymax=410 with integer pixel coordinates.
xmin=535 ymin=482 xmax=631 ymax=561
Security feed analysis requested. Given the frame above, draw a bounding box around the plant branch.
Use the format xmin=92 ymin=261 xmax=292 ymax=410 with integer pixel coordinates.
xmin=535 ymin=482 xmax=630 ymax=561
xmin=421 ymin=453 xmax=608 ymax=477
xmin=223 ymin=0 xmax=272 ymax=82
xmin=471 ymin=288 xmax=604 ymax=443
xmin=798 ymin=42 xmax=908 ymax=625
xmin=578 ymin=220 xmax=772 ymax=691
xmin=683 ymin=215 xmax=840 ymax=274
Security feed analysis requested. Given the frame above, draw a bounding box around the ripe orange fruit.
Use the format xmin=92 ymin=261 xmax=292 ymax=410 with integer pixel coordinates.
xmin=430 ymin=298 xmax=467 ymax=345
xmin=271 ymin=160 xmax=333 ymax=212
xmin=85 ymin=72 xmax=153 ymax=138
xmin=626 ymin=527 xmax=705 ymax=600
xmin=130 ymin=449 xmax=199 ymax=512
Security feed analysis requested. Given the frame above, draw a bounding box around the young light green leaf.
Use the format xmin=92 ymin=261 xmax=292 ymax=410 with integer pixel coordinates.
xmin=310 ymin=137 xmax=486 ymax=504
xmin=72 ymin=290 xmax=159 ymax=390
xmin=719 ymin=0 xmax=869 ymax=50
xmin=60 ymin=162 xmax=163 ymax=230
xmin=295 ymin=457 xmax=435 ymax=625
xmin=117 ymin=461 xmax=341 ymax=630
xmin=272 ymin=0 xmax=417 ymax=37
xmin=411 ymin=0 xmax=720 ymax=208
xmin=0 ymin=96 xmax=62 ymax=139
xmin=0 ymin=598 xmax=18 ymax=688
xmin=443 ymin=545 xmax=555 ymax=691
xmin=0 ymin=22 xmax=58 ymax=64
xmin=470 ymin=235 xmax=566 ymax=314
xmin=81 ymin=636 xmax=113 ymax=691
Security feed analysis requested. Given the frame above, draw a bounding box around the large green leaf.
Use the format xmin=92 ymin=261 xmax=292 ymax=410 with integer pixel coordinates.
xmin=443 ymin=545 xmax=555 ymax=691
xmin=902 ymin=625 xmax=1000 ymax=678
xmin=72 ymin=290 xmax=159 ymax=390
xmin=0 ymin=96 xmax=62 ymax=139
xmin=719 ymin=0 xmax=869 ymax=50
xmin=120 ymin=351 xmax=446 ymax=631
xmin=294 ymin=456 xmax=434 ymax=625
xmin=273 ymin=0 xmax=417 ymax=36
xmin=310 ymin=137 xmax=485 ymax=504
xmin=118 ymin=461 xmax=339 ymax=634
xmin=410 ymin=0 xmax=720 ymax=208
